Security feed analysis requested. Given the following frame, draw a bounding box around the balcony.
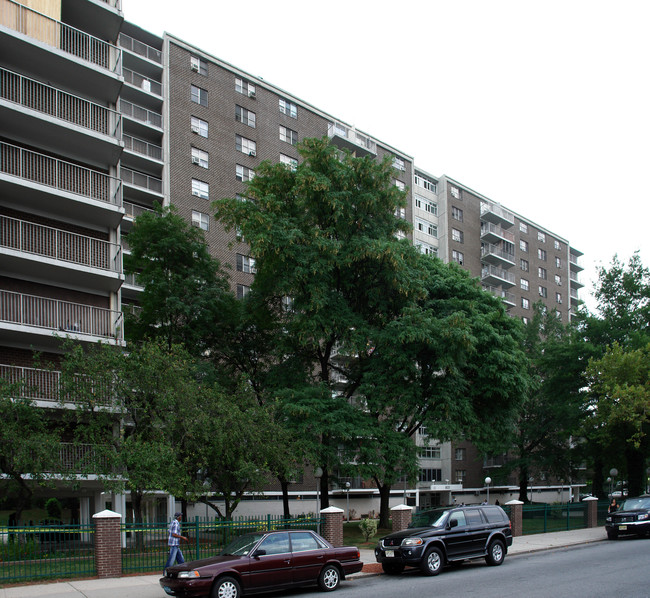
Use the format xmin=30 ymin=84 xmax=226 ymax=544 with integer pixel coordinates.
xmin=0 ymin=214 xmax=123 ymax=292
xmin=480 ymin=201 xmax=514 ymax=227
xmin=63 ymin=0 xmax=123 ymax=42
xmin=119 ymin=98 xmax=162 ymax=130
xmin=482 ymin=284 xmax=516 ymax=307
xmin=327 ymin=122 xmax=377 ymax=157
xmin=0 ymin=141 xmax=123 ymax=227
xmin=481 ymin=265 xmax=515 ymax=288
xmin=481 ymin=243 xmax=515 ymax=268
xmin=121 ymin=167 xmax=163 ymax=205
xmin=121 ymin=201 xmax=157 ymax=233
xmin=0 ymin=0 xmax=123 ymax=102
xmin=0 ymin=289 xmax=124 ymax=349
xmin=123 ymin=67 xmax=162 ymax=97
xmin=569 ymin=251 xmax=584 ymax=272
xmin=122 ymin=134 xmax=163 ymax=171
xmin=570 ymin=271 xmax=584 ymax=288
xmin=118 ymin=32 xmax=162 ymax=66
xmin=56 ymin=442 xmax=112 ymax=474
xmin=0 ymin=67 xmax=123 ymax=167
xmin=121 ymin=272 xmax=144 ymax=300
xmin=480 ymin=221 xmax=515 ymax=244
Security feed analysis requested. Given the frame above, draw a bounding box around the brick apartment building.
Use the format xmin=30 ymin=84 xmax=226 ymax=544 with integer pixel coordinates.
xmin=0 ymin=0 xmax=585 ymax=519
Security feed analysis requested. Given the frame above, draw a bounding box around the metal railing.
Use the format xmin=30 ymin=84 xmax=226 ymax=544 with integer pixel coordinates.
xmin=481 ymin=243 xmax=516 ymax=264
xmin=327 ymin=122 xmax=377 ymax=154
xmin=480 ymin=221 xmax=515 ymax=242
xmin=1 ymin=214 xmax=122 ymax=272
xmin=123 ymin=272 xmax=144 ymax=289
xmin=123 ymin=201 xmax=158 ymax=220
xmin=118 ymin=32 xmax=162 ymax=64
xmin=0 ymin=141 xmax=122 ymax=206
xmin=121 ymin=167 xmax=163 ymax=194
xmin=0 ymin=289 xmax=124 ymax=341
xmin=480 ymin=201 xmax=515 ymax=224
xmin=0 ymin=0 xmax=121 ymax=74
xmin=123 ymin=134 xmax=163 ymax=161
xmin=481 ymin=264 xmax=515 ymax=284
xmin=501 ymin=502 xmax=608 ymax=535
xmin=482 ymin=285 xmax=515 ymax=305
xmin=56 ymin=442 xmax=111 ymax=473
xmin=0 ymin=67 xmax=122 ymax=138
xmin=119 ymin=99 xmax=162 ymax=128
xmin=123 ymin=67 xmax=162 ymax=96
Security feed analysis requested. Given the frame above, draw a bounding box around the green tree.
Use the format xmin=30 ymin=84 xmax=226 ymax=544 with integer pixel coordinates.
xmin=123 ymin=205 xmax=235 ymax=354
xmin=214 ymin=137 xmax=423 ymax=508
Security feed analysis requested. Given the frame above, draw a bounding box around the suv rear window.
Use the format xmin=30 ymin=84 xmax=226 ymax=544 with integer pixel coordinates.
xmin=465 ymin=509 xmax=483 ymax=524
xmin=482 ymin=506 xmax=507 ymax=524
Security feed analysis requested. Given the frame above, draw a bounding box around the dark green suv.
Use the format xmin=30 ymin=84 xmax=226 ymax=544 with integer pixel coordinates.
xmin=375 ymin=505 xmax=513 ymax=576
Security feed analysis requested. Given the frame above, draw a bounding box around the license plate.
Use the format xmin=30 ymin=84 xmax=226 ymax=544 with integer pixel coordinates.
xmin=385 ymin=550 xmax=395 ymax=558
xmin=619 ymin=525 xmax=627 ymax=530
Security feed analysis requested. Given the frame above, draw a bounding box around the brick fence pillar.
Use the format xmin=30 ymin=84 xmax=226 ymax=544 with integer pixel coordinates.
xmin=390 ymin=504 xmax=413 ymax=533
xmin=505 ymin=500 xmax=524 ymax=537
xmin=583 ymin=496 xmax=598 ymax=528
xmin=93 ymin=509 xmax=122 ymax=578
xmin=320 ymin=506 xmax=344 ymax=547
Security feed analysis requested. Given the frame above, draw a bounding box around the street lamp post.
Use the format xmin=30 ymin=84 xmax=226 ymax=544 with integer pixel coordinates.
xmin=345 ymin=482 xmax=351 ymax=522
xmin=485 ymin=477 xmax=492 ymax=504
xmin=606 ymin=477 xmax=612 ymax=498
xmin=610 ymin=468 xmax=618 ymax=500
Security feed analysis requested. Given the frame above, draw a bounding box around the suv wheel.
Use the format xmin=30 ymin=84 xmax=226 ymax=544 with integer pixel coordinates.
xmin=420 ymin=546 xmax=443 ymax=576
xmin=485 ymin=539 xmax=505 ymax=566
xmin=607 ymin=529 xmax=618 ymax=540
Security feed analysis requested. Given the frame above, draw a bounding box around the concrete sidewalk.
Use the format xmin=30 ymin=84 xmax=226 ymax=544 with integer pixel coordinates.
xmin=0 ymin=527 xmax=607 ymax=598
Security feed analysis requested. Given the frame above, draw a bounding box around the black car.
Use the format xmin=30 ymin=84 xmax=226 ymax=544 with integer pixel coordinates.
xmin=375 ymin=505 xmax=513 ymax=576
xmin=605 ymin=495 xmax=650 ymax=540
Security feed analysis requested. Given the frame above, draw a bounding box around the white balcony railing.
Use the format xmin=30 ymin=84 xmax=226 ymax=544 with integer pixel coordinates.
xmin=121 ymin=167 xmax=163 ymax=194
xmin=480 ymin=221 xmax=515 ymax=243
xmin=1 ymin=215 xmax=122 ymax=272
xmin=123 ymin=67 xmax=162 ymax=96
xmin=123 ymin=134 xmax=163 ymax=161
xmin=57 ymin=442 xmax=111 ymax=473
xmin=0 ymin=289 xmax=124 ymax=340
xmin=480 ymin=201 xmax=515 ymax=225
xmin=119 ymin=99 xmax=162 ymax=128
xmin=0 ymin=0 xmax=122 ymax=74
xmin=481 ymin=243 xmax=516 ymax=264
xmin=327 ymin=122 xmax=377 ymax=155
xmin=0 ymin=141 xmax=122 ymax=206
xmin=0 ymin=67 xmax=122 ymax=138
xmin=123 ymin=202 xmax=157 ymax=220
xmin=481 ymin=265 xmax=515 ymax=284
xmin=118 ymin=32 xmax=162 ymax=64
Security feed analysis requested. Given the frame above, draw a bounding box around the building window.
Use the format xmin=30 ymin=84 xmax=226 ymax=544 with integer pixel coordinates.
xmin=235 ymin=77 xmax=256 ymax=98
xmin=522 ymin=297 xmax=530 ymax=309
xmin=190 ymin=55 xmax=208 ymax=75
xmin=452 ymin=206 xmax=463 ymax=222
xmin=280 ymin=154 xmax=298 ymax=171
xmin=415 ymin=174 xmax=437 ymax=193
xmin=455 ymin=469 xmax=467 ymax=484
xmin=418 ymin=446 xmax=441 ymax=459
xmin=392 ymin=156 xmax=406 ymax=171
xmin=395 ymin=179 xmax=406 ymax=191
xmin=191 ymin=179 xmax=209 ymax=199
xmin=190 ymin=84 xmax=208 ymax=106
xmin=556 ymin=292 xmax=563 ymax=304
xmin=555 ymin=257 xmax=562 ymax=268
xmin=191 ymin=210 xmax=209 ymax=230
xmin=417 ymin=219 xmax=437 ymax=237
xmin=452 ymin=228 xmax=463 ymax=243
xmin=235 ymin=105 xmax=256 ymax=127
xmin=419 ymin=469 xmax=442 ymax=483
xmin=236 ymin=284 xmax=251 ymax=299
xmin=279 ymin=125 xmax=298 ymax=145
xmin=520 ymin=259 xmax=529 ymax=271
xmin=452 ymin=250 xmax=464 ymax=265
xmin=236 ymin=254 xmax=256 ymax=274
xmin=191 ymin=116 xmax=208 ymax=138
xmin=236 ymin=164 xmax=255 ymax=182
xmin=414 ymin=194 xmax=437 ymax=215
xmin=539 ymin=286 xmax=547 ymax=298
xmin=455 ymin=448 xmax=466 ymax=461
xmin=554 ymin=240 xmax=562 ymax=250
xmin=538 ymin=231 xmax=546 ymax=243
xmin=555 ymin=274 xmax=562 ymax=286
xmin=520 ymin=278 xmax=529 ymax=291
xmin=522 ymin=316 xmax=529 ymax=324
xmin=538 ymin=248 xmax=547 ymax=261
xmin=520 ymin=222 xmax=528 ymax=233
xmin=538 ymin=267 xmax=547 ymax=279
xmin=395 ymin=207 xmax=406 ymax=219
xmin=520 ymin=239 xmax=528 ymax=252
xmin=236 ymin=134 xmax=257 ymax=156
xmin=450 ymin=186 xmax=460 ymax=199
xmin=191 ymin=147 xmax=208 ymax=168
xmin=279 ymin=98 xmax=297 ymax=118
xmin=418 ymin=242 xmax=437 ymax=257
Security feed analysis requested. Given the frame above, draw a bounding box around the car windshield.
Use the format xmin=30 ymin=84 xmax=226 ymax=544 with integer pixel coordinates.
xmin=620 ymin=497 xmax=650 ymax=511
xmin=409 ymin=508 xmax=451 ymax=528
xmin=220 ymin=533 xmax=265 ymax=556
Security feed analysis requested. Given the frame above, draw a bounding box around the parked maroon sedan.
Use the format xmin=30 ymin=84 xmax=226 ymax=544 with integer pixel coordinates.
xmin=160 ymin=529 xmax=362 ymax=597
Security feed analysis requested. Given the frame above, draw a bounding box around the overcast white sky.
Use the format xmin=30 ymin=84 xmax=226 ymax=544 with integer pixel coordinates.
xmin=124 ymin=0 xmax=650 ymax=311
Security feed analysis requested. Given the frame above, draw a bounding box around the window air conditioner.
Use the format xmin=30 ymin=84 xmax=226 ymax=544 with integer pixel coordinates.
xmin=192 ymin=190 xmax=200 ymax=197
xmin=190 ymin=63 xmax=199 ymax=72
xmin=191 ymin=125 xmax=200 ymax=134
xmin=248 ymin=91 xmax=256 ymax=99
xmin=249 ymin=150 xmax=256 ymax=157
xmin=191 ymin=156 xmax=201 ymax=164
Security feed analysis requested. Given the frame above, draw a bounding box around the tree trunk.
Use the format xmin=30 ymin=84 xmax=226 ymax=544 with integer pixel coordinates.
xmin=279 ymin=478 xmax=291 ymax=518
xmin=518 ymin=466 xmax=529 ymax=503
xmin=133 ymin=490 xmax=144 ymax=548
xmin=377 ymin=484 xmax=391 ymax=529
xmin=626 ymin=445 xmax=645 ymax=497
xmin=592 ymin=453 xmax=605 ymax=499
xmin=319 ymin=467 xmax=330 ymax=510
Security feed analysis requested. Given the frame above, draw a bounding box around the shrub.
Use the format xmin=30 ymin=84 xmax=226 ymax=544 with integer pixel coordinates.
xmin=358 ymin=518 xmax=378 ymax=542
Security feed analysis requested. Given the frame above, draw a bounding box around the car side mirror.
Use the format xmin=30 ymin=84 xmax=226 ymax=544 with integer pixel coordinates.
xmin=448 ymin=519 xmax=458 ymax=529
xmin=252 ymin=549 xmax=266 ymax=558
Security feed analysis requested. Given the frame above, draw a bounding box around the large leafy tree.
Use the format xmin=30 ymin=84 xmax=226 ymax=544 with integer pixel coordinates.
xmin=214 ymin=137 xmax=424 ymax=508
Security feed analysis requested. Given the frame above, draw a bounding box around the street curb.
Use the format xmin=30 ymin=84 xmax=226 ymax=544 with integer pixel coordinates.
xmin=509 ymin=536 xmax=606 ymax=556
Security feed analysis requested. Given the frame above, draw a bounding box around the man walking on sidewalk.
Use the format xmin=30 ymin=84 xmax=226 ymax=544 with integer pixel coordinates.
xmin=164 ymin=512 xmax=188 ymax=573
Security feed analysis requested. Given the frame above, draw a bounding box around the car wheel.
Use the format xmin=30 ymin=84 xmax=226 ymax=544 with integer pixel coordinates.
xmin=607 ymin=529 xmax=618 ymax=541
xmin=420 ymin=546 xmax=443 ymax=576
xmin=381 ymin=562 xmax=405 ymax=575
xmin=485 ymin=539 xmax=505 ymax=566
xmin=211 ymin=576 xmax=241 ymax=598
xmin=318 ymin=564 xmax=340 ymax=591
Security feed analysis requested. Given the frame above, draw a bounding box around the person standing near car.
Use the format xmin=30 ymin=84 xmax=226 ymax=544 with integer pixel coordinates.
xmin=164 ymin=512 xmax=188 ymax=572
xmin=608 ymin=498 xmax=618 ymax=513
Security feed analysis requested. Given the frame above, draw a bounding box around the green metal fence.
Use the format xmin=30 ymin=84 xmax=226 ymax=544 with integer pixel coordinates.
xmin=121 ymin=514 xmax=322 ymax=574
xmin=0 ymin=522 xmax=95 ymax=583
xmin=501 ymin=501 xmax=610 ymax=535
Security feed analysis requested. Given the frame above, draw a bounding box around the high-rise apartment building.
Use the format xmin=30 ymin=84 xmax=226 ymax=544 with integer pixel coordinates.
xmin=0 ymin=0 xmax=584 ymax=517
